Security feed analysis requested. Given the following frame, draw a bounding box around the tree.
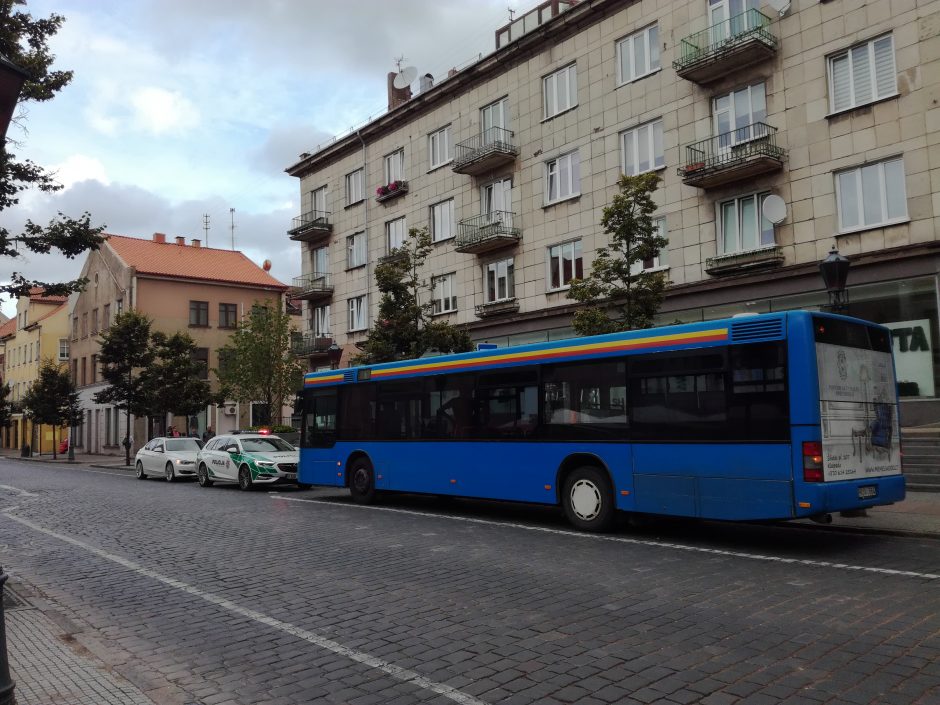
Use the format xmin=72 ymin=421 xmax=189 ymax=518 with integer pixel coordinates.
xmin=94 ymin=310 xmax=154 ymax=465
xmin=20 ymin=358 xmax=79 ymax=459
xmin=567 ymin=172 xmax=668 ymax=335
xmin=216 ymin=303 xmax=303 ymax=426
xmin=139 ymin=331 xmax=212 ymax=436
xmin=0 ymin=0 xmax=107 ymax=298
xmin=354 ymin=227 xmax=472 ymax=364
xmin=0 ymin=381 xmax=12 ymax=431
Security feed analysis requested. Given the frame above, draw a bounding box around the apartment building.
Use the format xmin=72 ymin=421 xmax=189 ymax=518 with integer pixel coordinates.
xmin=0 ymin=288 xmax=70 ymax=452
xmin=286 ymin=0 xmax=940 ymax=423
xmin=69 ymin=233 xmax=288 ymax=454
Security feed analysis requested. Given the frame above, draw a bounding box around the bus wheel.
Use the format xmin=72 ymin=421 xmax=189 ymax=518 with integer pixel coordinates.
xmin=349 ymin=460 xmax=376 ymax=504
xmin=562 ymin=466 xmax=615 ymax=532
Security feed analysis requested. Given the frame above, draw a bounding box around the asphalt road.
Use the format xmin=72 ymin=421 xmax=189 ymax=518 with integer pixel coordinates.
xmin=1 ymin=457 xmax=938 ymax=705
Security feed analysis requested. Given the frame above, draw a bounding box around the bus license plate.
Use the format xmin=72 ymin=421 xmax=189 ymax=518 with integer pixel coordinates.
xmin=858 ymin=486 xmax=877 ymax=499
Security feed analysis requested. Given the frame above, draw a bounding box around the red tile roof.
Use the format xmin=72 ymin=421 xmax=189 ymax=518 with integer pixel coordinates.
xmin=28 ymin=287 xmax=68 ymax=304
xmin=0 ymin=318 xmax=16 ymax=340
xmin=106 ymin=234 xmax=288 ymax=290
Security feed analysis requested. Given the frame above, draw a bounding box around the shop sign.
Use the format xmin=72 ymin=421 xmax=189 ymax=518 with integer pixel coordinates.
xmin=886 ymin=319 xmax=934 ymax=397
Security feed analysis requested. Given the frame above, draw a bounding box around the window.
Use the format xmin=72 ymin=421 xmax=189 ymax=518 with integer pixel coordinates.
xmin=116 ymin=299 xmax=123 ymax=316
xmin=621 ymin=119 xmax=664 ymax=175
xmin=81 ymin=312 xmax=88 ymax=338
xmin=432 ymin=273 xmax=457 ymax=315
xmin=829 ymin=34 xmax=896 ymax=113
xmin=192 ymin=348 xmax=209 ymax=380
xmin=428 ymin=125 xmax=452 ymax=169
xmin=713 ymin=83 xmax=767 ymax=145
xmin=632 ymin=217 xmax=669 ymax=273
xmin=91 ymin=354 xmax=97 ymax=384
xmin=345 ymin=168 xmax=364 ymax=205
xmin=384 ymin=149 xmax=404 ymax=183
xmin=72 ymin=316 xmax=78 ymax=341
xmin=431 ymin=199 xmax=455 ymax=242
xmin=28 ymin=342 xmax=33 ymax=362
xmin=80 ymin=357 xmax=86 ymax=386
xmin=482 ymin=179 xmax=512 ymax=218
xmin=310 ymin=185 xmax=328 ymax=215
xmin=347 ymin=232 xmax=367 ymax=268
xmin=105 ymin=408 xmax=111 ymax=446
xmin=484 ymin=258 xmax=515 ymax=303
xmin=91 ymin=308 xmax=99 ymax=334
xmin=617 ymin=24 xmax=659 ymax=84
xmin=311 ymin=245 xmax=329 ymax=275
xmin=58 ymin=339 xmax=68 ymax=361
xmin=717 ymin=192 xmax=774 ymax=254
xmin=836 ymin=157 xmax=907 ymax=233
xmin=481 ymin=97 xmax=509 ymax=140
xmin=311 ymin=304 xmax=331 ymax=337
xmin=386 ymin=217 xmax=406 ymax=253
xmin=543 ymin=63 xmax=577 ymax=118
xmin=219 ymin=303 xmax=238 ymax=328
xmin=547 ymin=240 xmax=583 ymax=290
xmin=473 ymin=369 xmax=539 ymax=439
xmin=102 ymin=304 xmax=110 ymax=331
xmin=348 ymin=295 xmax=368 ymax=332
xmin=189 ymin=301 xmax=209 ymax=327
xmin=542 ymin=360 xmax=628 ymax=439
xmin=545 ymin=151 xmax=580 ymax=204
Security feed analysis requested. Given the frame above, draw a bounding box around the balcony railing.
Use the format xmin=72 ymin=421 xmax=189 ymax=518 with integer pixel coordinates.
xmin=455 ymin=211 xmax=522 ymax=254
xmin=378 ymin=249 xmax=408 ymax=265
xmin=291 ymin=333 xmax=334 ymax=357
xmin=288 ymin=210 xmax=332 ymax=242
xmin=673 ymin=9 xmax=777 ymax=84
xmin=705 ymin=245 xmax=784 ymax=276
xmin=375 ymin=180 xmax=408 ymax=203
xmin=452 ymin=127 xmax=519 ymax=176
xmin=475 ymin=298 xmax=520 ymax=318
xmin=289 ymin=272 xmax=333 ymax=300
xmin=678 ymin=123 xmax=785 ymax=188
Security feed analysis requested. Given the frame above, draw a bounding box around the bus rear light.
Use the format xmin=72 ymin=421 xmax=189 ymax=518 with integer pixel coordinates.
xmin=803 ymin=441 xmax=824 ymax=482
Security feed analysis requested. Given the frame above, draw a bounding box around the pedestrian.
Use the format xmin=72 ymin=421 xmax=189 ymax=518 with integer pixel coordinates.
xmin=170 ymin=427 xmax=180 ymax=438
xmin=202 ymin=426 xmax=215 ymax=442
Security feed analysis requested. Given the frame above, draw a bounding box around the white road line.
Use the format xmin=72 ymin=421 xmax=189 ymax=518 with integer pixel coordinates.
xmin=0 ymin=512 xmax=489 ymax=705
xmin=0 ymin=484 xmax=38 ymax=497
xmin=272 ymin=496 xmax=940 ymax=581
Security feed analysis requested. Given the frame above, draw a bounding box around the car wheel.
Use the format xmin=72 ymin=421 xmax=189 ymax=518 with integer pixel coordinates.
xmin=135 ymin=461 xmax=147 ymax=480
xmin=165 ymin=462 xmax=176 ymax=483
xmin=562 ymin=466 xmax=615 ymax=532
xmin=238 ymin=465 xmax=253 ymax=491
xmin=348 ymin=459 xmax=376 ymax=504
xmin=197 ymin=463 xmax=213 ymax=487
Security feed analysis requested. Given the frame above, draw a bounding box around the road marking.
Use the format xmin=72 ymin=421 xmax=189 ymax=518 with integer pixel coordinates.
xmin=0 ymin=512 xmax=489 ymax=705
xmin=0 ymin=484 xmax=38 ymax=497
xmin=271 ymin=496 xmax=940 ymax=581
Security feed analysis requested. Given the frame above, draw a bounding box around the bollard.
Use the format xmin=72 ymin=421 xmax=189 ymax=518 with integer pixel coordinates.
xmin=0 ymin=567 xmax=16 ymax=705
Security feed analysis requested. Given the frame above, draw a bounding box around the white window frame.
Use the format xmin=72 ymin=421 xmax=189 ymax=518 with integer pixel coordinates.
xmin=311 ymin=245 xmax=329 ymax=275
xmin=384 ymin=149 xmax=404 ymax=184
xmin=713 ymin=83 xmax=767 ymax=146
xmin=345 ymin=169 xmax=364 ymax=205
xmin=386 ymin=217 xmax=406 ymax=254
xmin=543 ymin=63 xmax=577 ymax=118
xmin=484 ymin=258 xmax=515 ymax=303
xmin=59 ymin=339 xmax=69 ymax=361
xmin=716 ymin=192 xmax=775 ymax=255
xmin=347 ymin=295 xmax=368 ymax=332
xmin=616 ymin=24 xmax=660 ymax=85
xmin=310 ymin=185 xmax=328 ymax=215
xmin=835 ymin=157 xmax=908 ymax=234
xmin=311 ymin=304 xmax=331 ymax=338
xmin=346 ymin=232 xmax=367 ymax=269
xmin=828 ymin=34 xmax=897 ymax=114
xmin=481 ymin=97 xmax=509 ymax=133
xmin=428 ymin=125 xmax=452 ymax=169
xmin=430 ymin=199 xmax=455 ymax=242
xmin=545 ymin=151 xmax=581 ymax=205
xmin=621 ymin=119 xmax=664 ymax=176
xmin=546 ymin=240 xmax=583 ymax=292
xmin=631 ymin=217 xmax=669 ymax=274
xmin=432 ymin=273 xmax=457 ymax=315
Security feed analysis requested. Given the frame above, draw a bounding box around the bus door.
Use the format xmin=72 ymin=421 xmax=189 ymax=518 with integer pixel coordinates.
xmin=301 ymin=388 xmax=339 ymax=484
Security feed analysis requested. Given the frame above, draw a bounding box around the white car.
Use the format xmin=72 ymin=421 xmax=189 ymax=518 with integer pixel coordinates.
xmin=135 ymin=437 xmax=203 ymax=482
xmin=195 ymin=433 xmax=304 ymax=490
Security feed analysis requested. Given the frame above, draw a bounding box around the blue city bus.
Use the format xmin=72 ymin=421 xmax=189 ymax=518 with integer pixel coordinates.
xmin=296 ymin=311 xmax=905 ymax=531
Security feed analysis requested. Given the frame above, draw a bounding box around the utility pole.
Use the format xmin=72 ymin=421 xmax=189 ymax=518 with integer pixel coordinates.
xmin=230 ymin=208 xmax=236 ymax=250
xmin=202 ymin=213 xmax=210 ymax=247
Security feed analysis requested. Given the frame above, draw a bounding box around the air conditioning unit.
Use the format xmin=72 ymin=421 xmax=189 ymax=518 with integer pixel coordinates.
xmin=223 ymin=405 xmax=237 ymax=415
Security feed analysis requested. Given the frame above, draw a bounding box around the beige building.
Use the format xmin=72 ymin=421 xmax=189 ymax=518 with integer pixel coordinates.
xmin=70 ymin=233 xmax=288 ymax=455
xmin=286 ymin=0 xmax=940 ymax=423
xmin=0 ymin=289 xmax=70 ymax=453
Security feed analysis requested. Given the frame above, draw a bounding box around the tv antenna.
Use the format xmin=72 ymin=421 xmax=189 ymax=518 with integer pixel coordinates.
xmin=508 ymin=6 xmax=515 ymax=21
xmin=202 ymin=213 xmax=210 ymax=246
xmin=229 ymin=208 xmax=236 ymax=250
xmin=393 ymin=56 xmax=418 ymax=90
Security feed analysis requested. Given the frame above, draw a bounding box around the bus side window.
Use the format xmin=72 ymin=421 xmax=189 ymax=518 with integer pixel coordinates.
xmin=541 ymin=360 xmax=628 ymax=440
xmin=473 ymin=368 xmax=539 ymax=439
xmin=728 ymin=342 xmax=789 ymax=441
xmin=339 ymin=384 xmax=376 ymax=440
xmin=302 ymin=389 xmax=337 ymax=447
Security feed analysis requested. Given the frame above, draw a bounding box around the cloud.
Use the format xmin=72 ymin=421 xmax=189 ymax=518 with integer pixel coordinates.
xmin=249 ymin=122 xmax=334 ymax=175
xmin=49 ymin=154 xmax=111 ymax=189
xmin=130 ymin=87 xmax=200 ymax=134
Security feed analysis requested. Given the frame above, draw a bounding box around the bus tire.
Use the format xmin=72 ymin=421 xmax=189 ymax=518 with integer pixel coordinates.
xmin=348 ymin=459 xmax=376 ymax=504
xmin=562 ymin=466 xmax=615 ymax=532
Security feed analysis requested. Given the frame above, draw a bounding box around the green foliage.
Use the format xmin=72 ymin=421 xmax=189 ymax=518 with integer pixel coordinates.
xmin=354 ymin=227 xmax=473 ymax=364
xmin=139 ymin=331 xmax=213 ymax=427
xmin=20 ymin=358 xmax=81 ymax=458
xmin=0 ymin=382 xmax=12 ymax=428
xmin=567 ymin=172 xmax=668 ymax=335
xmin=215 ymin=303 xmax=303 ymax=426
xmin=0 ymin=0 xmax=107 ymax=298
xmin=93 ymin=310 xmax=154 ymax=418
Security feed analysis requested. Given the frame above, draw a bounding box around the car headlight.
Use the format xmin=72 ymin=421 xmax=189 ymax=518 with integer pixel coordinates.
xmin=256 ymin=461 xmax=276 ymax=468
xmin=174 ymin=459 xmax=194 ymax=465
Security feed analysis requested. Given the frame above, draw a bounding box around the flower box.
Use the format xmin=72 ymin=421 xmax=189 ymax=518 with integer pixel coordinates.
xmin=375 ymin=179 xmax=409 ymax=203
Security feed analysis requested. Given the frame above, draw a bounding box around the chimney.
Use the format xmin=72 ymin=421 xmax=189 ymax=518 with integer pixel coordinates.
xmin=419 ymin=73 xmax=434 ymax=93
xmin=191 ymin=239 xmax=201 ymax=248
xmin=153 ymin=232 xmax=166 ymax=243
xmin=387 ymin=72 xmax=412 ymax=111
xmin=175 ymin=236 xmax=185 ymax=246
xmin=447 ymin=67 xmax=458 ymax=78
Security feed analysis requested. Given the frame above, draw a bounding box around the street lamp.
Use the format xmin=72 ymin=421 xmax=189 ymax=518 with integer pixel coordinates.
xmin=326 ymin=342 xmax=342 ymax=370
xmin=0 ymin=53 xmax=28 ymax=142
xmin=819 ymin=246 xmax=851 ymax=313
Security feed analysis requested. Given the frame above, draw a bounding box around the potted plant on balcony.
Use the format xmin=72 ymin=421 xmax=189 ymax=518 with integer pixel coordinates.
xmin=376 ymin=185 xmax=389 ymax=197
xmin=684 ymin=161 xmax=705 ymax=172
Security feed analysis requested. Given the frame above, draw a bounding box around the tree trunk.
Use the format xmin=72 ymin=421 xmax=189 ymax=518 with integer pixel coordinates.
xmin=124 ymin=408 xmax=131 ymax=466
xmin=52 ymin=424 xmax=57 ymax=460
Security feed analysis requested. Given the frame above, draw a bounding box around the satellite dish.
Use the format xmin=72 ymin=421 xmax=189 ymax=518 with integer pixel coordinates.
xmin=393 ymin=66 xmax=418 ymax=89
xmin=766 ymin=0 xmax=790 ymax=15
xmin=762 ymin=194 xmax=787 ymax=224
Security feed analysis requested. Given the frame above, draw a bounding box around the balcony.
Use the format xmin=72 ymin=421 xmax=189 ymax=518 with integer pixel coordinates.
xmin=455 ymin=211 xmax=521 ymax=254
xmin=673 ymin=10 xmax=777 ymax=84
xmin=452 ymin=127 xmax=519 ymax=176
xmin=378 ymin=249 xmax=408 ymax=265
xmin=289 ymin=272 xmax=333 ymax=301
xmin=375 ymin=180 xmax=408 ymax=204
xmin=678 ymin=124 xmax=785 ymax=189
xmin=288 ymin=210 xmax=332 ymax=242
xmin=475 ymin=298 xmax=520 ymax=318
xmin=291 ymin=333 xmax=334 ymax=358
xmin=705 ymin=245 xmax=784 ymax=276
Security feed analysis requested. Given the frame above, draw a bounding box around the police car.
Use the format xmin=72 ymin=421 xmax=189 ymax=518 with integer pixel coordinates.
xmin=195 ymin=432 xmax=307 ymax=490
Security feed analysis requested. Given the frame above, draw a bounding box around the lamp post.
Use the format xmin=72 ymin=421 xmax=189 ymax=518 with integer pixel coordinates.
xmin=0 ymin=53 xmax=28 ymax=142
xmin=819 ymin=247 xmax=851 ymax=313
xmin=326 ymin=343 xmax=342 ymax=370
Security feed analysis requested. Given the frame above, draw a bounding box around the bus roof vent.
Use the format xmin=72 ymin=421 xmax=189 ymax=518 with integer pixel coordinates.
xmin=731 ymin=318 xmax=784 ymax=342
xmin=343 ymin=370 xmax=357 ymax=383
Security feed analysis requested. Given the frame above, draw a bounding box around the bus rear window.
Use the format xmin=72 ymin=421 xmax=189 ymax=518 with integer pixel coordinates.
xmin=813 ymin=316 xmax=890 ymax=352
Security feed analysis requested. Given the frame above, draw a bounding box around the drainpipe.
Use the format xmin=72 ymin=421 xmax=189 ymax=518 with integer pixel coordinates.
xmin=356 ymin=129 xmax=370 ymax=345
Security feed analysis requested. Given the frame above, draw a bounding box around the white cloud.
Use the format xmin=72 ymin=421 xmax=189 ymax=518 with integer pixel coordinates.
xmin=50 ymin=154 xmax=110 ymax=189
xmin=130 ymin=87 xmax=200 ymax=134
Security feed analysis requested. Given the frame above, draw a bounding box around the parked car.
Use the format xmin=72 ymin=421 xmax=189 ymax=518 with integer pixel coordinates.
xmin=135 ymin=437 xmax=203 ymax=482
xmin=195 ymin=433 xmax=307 ymax=490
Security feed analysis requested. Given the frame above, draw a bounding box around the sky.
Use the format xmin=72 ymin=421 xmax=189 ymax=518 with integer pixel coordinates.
xmin=0 ymin=0 xmax=538 ymax=317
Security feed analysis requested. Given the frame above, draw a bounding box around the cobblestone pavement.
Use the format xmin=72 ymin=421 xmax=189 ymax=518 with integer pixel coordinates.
xmin=0 ymin=458 xmax=938 ymax=705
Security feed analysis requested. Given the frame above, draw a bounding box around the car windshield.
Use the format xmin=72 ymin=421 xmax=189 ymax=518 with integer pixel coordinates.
xmin=165 ymin=439 xmax=202 ymax=452
xmin=241 ymin=437 xmax=294 ymax=453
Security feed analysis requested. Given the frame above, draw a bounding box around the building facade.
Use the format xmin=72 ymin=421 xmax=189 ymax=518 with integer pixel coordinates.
xmin=69 ymin=233 xmax=288 ymax=455
xmin=286 ymin=0 xmax=940 ymax=423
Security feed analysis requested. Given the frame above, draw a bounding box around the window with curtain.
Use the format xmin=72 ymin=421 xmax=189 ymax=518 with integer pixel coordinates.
xmin=547 ymin=240 xmax=583 ymax=290
xmin=617 ymin=24 xmax=659 ymax=84
xmin=545 ymin=151 xmax=580 ymax=204
xmin=836 ymin=158 xmax=907 ymax=232
xmin=621 ymin=119 xmax=664 ymax=175
xmin=543 ymin=64 xmax=577 ymax=118
xmin=828 ymin=34 xmax=896 ymax=113
xmin=717 ymin=193 xmax=774 ymax=254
